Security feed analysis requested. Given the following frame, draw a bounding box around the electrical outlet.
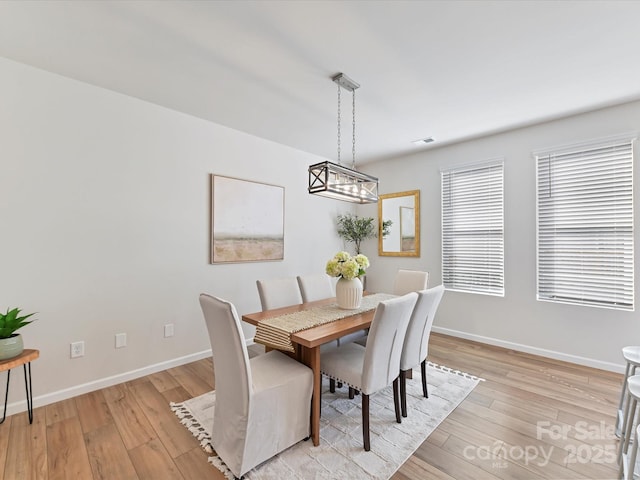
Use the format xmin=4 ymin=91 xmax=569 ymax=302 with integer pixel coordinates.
xmin=70 ymin=341 xmax=85 ymax=358
xmin=164 ymin=324 xmax=174 ymax=338
xmin=115 ymin=333 xmax=127 ymax=348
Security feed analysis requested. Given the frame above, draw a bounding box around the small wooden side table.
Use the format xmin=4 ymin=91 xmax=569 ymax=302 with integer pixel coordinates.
xmin=0 ymin=349 xmax=39 ymax=424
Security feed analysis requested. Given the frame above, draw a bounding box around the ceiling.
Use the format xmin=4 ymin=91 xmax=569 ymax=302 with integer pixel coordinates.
xmin=1 ymin=0 xmax=640 ymax=164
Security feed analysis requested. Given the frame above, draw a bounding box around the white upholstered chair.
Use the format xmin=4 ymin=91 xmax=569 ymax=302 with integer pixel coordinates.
xmin=353 ymin=269 xmax=430 ymax=349
xmin=320 ymin=292 xmax=418 ymax=451
xmin=199 ymin=294 xmax=313 ymax=479
xmin=296 ymin=273 xmax=334 ymax=303
xmin=393 ymin=269 xmax=429 ymax=295
xmin=399 ymin=285 xmax=445 ymax=417
xmin=297 ymin=274 xmax=354 ymax=352
xmin=256 ymin=277 xmax=303 ymax=311
xmin=298 ymin=272 xmax=367 ymax=347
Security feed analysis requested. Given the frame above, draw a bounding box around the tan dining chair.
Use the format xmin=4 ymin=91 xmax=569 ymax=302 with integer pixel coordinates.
xmin=256 ymin=276 xmax=303 ymax=311
xmin=199 ymin=294 xmax=313 ymax=479
xmin=296 ymin=273 xmax=334 ymax=303
xmin=393 ymin=269 xmax=429 ymax=295
xmin=399 ymin=285 xmax=445 ymax=417
xmin=320 ymin=292 xmax=418 ymax=451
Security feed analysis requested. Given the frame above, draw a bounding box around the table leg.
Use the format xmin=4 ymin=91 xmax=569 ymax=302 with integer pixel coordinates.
xmin=23 ymin=362 xmax=34 ymax=424
xmin=301 ymin=345 xmax=321 ymax=446
xmin=0 ymin=369 xmax=11 ymax=424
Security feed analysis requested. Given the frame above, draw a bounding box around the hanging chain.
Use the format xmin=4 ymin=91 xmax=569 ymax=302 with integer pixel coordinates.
xmin=352 ymin=89 xmax=356 ymax=170
xmin=336 ymin=83 xmax=341 ymax=166
xmin=336 ymin=79 xmax=357 ymax=169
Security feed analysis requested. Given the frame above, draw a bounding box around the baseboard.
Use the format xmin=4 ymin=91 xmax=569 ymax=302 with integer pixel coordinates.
xmin=432 ymin=326 xmax=625 ymax=373
xmin=24 ymin=331 xmax=612 ymax=420
xmin=6 ymin=349 xmax=213 ymax=418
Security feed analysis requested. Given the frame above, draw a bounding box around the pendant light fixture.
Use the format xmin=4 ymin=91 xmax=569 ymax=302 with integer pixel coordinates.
xmin=308 ymin=73 xmax=379 ymax=204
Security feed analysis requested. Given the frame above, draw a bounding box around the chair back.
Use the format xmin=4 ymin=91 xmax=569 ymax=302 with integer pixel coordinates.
xmin=361 ymin=292 xmax=418 ymax=394
xmin=400 ymin=285 xmax=445 ymax=371
xmin=199 ymin=294 xmax=252 ymax=424
xmin=393 ymin=269 xmax=429 ymax=295
xmin=256 ymin=277 xmax=303 ymax=311
xmin=297 ymin=274 xmax=334 ymax=303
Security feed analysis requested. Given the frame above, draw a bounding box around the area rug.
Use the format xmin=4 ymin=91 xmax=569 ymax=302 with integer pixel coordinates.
xmin=171 ymin=362 xmax=481 ymax=479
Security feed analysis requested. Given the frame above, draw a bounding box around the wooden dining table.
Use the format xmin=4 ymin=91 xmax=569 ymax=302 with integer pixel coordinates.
xmin=242 ymin=297 xmax=377 ymax=446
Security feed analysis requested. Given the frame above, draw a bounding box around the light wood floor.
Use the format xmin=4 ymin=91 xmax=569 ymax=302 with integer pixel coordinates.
xmin=0 ymin=333 xmax=622 ymax=479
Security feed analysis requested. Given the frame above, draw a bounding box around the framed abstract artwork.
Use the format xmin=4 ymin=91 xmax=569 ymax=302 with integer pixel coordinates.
xmin=210 ymin=175 xmax=284 ymax=263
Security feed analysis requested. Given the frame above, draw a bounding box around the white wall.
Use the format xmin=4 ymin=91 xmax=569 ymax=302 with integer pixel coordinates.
xmin=359 ymin=100 xmax=640 ymax=373
xmin=0 ymin=57 xmax=352 ymax=411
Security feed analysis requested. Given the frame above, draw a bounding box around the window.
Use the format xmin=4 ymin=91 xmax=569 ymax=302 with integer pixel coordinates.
xmin=441 ymin=161 xmax=504 ymax=295
xmin=536 ymin=136 xmax=634 ymax=310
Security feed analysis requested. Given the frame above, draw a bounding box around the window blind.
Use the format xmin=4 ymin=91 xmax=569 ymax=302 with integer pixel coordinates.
xmin=536 ymin=138 xmax=634 ymax=310
xmin=441 ymin=161 xmax=504 ymax=295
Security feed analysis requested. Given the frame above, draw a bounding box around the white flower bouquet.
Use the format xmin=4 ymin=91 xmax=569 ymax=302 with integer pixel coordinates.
xmin=325 ymin=251 xmax=369 ymax=280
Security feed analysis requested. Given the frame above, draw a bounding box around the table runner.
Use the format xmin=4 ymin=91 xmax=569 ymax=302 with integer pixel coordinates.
xmin=253 ymin=293 xmax=395 ymax=352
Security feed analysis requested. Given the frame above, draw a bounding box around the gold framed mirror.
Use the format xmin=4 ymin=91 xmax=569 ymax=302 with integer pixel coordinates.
xmin=378 ymin=190 xmax=420 ymax=257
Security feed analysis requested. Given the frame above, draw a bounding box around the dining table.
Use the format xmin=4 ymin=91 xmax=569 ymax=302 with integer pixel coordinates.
xmin=241 ymin=295 xmax=389 ymax=446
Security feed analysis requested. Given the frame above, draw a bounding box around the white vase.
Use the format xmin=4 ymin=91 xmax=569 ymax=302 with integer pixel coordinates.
xmin=336 ymin=277 xmax=363 ymax=309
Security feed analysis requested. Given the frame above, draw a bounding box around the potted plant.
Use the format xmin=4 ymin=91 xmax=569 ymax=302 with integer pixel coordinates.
xmin=326 ymin=251 xmax=370 ymax=309
xmin=336 ymin=214 xmax=393 ymax=254
xmin=0 ymin=308 xmax=36 ymax=360
xmin=336 ymin=214 xmax=376 ymax=254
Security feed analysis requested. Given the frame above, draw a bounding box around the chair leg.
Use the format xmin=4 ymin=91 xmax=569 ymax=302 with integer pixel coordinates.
xmin=362 ymin=393 xmax=370 ymax=451
xmin=337 ymin=382 xmax=343 ymax=388
xmin=393 ymin=377 xmax=401 ymax=423
xmin=421 ymin=360 xmax=428 ymax=398
xmin=400 ymin=370 xmax=408 ymax=418
xmin=620 ymin=397 xmax=638 ymax=467
xmin=349 ymin=387 xmax=355 ymax=399
xmin=330 ymin=378 xmax=335 ymax=393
